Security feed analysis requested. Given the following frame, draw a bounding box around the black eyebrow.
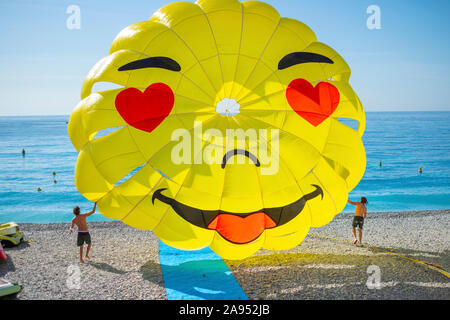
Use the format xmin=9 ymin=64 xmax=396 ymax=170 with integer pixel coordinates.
xmin=118 ymin=57 xmax=181 ymax=72
xmin=221 ymin=149 xmax=260 ymax=169
xmin=278 ymin=52 xmax=334 ymax=70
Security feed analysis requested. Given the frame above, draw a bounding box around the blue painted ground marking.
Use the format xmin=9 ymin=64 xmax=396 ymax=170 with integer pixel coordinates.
xmin=158 ymin=240 xmax=249 ymax=300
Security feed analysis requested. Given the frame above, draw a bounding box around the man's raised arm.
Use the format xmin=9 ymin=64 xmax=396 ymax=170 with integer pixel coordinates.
xmin=84 ymin=203 xmax=97 ymax=217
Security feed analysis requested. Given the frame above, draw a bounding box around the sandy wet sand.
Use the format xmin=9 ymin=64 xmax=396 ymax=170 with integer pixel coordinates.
xmin=228 ymin=210 xmax=449 ymax=299
xmin=0 ymin=210 xmax=448 ymax=300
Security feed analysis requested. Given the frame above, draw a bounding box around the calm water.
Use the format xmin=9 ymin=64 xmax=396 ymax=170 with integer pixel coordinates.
xmin=0 ymin=112 xmax=449 ymax=223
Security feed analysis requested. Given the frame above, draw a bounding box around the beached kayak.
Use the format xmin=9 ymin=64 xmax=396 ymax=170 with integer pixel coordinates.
xmin=0 ymin=244 xmax=6 ymax=261
xmin=0 ymin=222 xmax=24 ymax=247
xmin=0 ymin=244 xmax=5 ymax=261
xmin=0 ymin=278 xmax=21 ymax=297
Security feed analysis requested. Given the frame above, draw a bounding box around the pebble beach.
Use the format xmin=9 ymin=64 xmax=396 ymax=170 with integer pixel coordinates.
xmin=1 ymin=210 xmax=449 ymax=300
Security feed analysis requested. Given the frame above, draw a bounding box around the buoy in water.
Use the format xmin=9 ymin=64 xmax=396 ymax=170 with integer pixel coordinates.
xmin=419 ymin=167 xmax=423 ymax=174
xmin=379 ymin=161 xmax=382 ymax=167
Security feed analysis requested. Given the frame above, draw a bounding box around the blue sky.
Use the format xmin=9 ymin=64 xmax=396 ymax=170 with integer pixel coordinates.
xmin=0 ymin=0 xmax=449 ymax=115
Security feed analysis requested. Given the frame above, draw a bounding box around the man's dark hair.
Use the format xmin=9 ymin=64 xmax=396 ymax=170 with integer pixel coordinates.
xmin=360 ymin=197 xmax=368 ymax=205
xmin=73 ymin=206 xmax=80 ymax=215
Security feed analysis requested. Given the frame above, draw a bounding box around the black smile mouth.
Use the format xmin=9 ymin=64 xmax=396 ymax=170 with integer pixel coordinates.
xmin=152 ymin=184 xmax=323 ymax=231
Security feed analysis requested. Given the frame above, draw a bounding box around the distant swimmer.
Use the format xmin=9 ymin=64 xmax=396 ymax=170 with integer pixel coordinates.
xmin=22 ymin=149 xmax=25 ymax=156
xmin=348 ymin=197 xmax=368 ymax=245
xmin=69 ymin=203 xmax=96 ymax=263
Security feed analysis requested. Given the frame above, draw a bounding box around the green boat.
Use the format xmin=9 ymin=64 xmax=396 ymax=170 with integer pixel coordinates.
xmin=0 ymin=278 xmax=21 ymax=298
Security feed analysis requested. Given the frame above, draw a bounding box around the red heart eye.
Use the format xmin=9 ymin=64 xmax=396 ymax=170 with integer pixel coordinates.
xmin=286 ymin=78 xmax=340 ymax=127
xmin=115 ymin=83 xmax=175 ymax=133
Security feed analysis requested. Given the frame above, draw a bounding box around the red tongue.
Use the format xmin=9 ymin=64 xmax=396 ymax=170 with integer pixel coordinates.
xmin=207 ymin=212 xmax=276 ymax=244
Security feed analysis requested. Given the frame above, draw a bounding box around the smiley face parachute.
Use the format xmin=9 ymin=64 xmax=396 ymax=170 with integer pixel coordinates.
xmin=68 ymin=0 xmax=366 ymax=260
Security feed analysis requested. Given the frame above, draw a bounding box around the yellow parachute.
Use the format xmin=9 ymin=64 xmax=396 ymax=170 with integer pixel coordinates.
xmin=68 ymin=0 xmax=366 ymax=260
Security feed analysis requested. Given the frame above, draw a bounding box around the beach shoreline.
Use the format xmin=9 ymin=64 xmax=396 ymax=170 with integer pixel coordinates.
xmin=1 ymin=209 xmax=449 ymax=300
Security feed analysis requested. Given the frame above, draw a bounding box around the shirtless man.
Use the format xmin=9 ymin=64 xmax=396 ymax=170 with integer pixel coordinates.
xmin=69 ymin=203 xmax=96 ymax=263
xmin=347 ymin=197 xmax=368 ymax=245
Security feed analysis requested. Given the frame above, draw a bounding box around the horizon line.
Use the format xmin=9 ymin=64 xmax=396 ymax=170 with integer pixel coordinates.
xmin=1 ymin=109 xmax=450 ymax=117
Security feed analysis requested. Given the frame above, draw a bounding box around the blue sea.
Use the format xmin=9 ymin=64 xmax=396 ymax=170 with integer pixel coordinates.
xmin=0 ymin=112 xmax=449 ymax=223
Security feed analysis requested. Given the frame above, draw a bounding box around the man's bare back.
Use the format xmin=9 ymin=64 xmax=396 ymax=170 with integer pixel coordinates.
xmin=348 ymin=197 xmax=368 ymax=245
xmin=72 ymin=214 xmax=89 ymax=232
xmin=69 ymin=203 xmax=96 ymax=263
xmin=349 ymin=201 xmax=367 ymax=218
